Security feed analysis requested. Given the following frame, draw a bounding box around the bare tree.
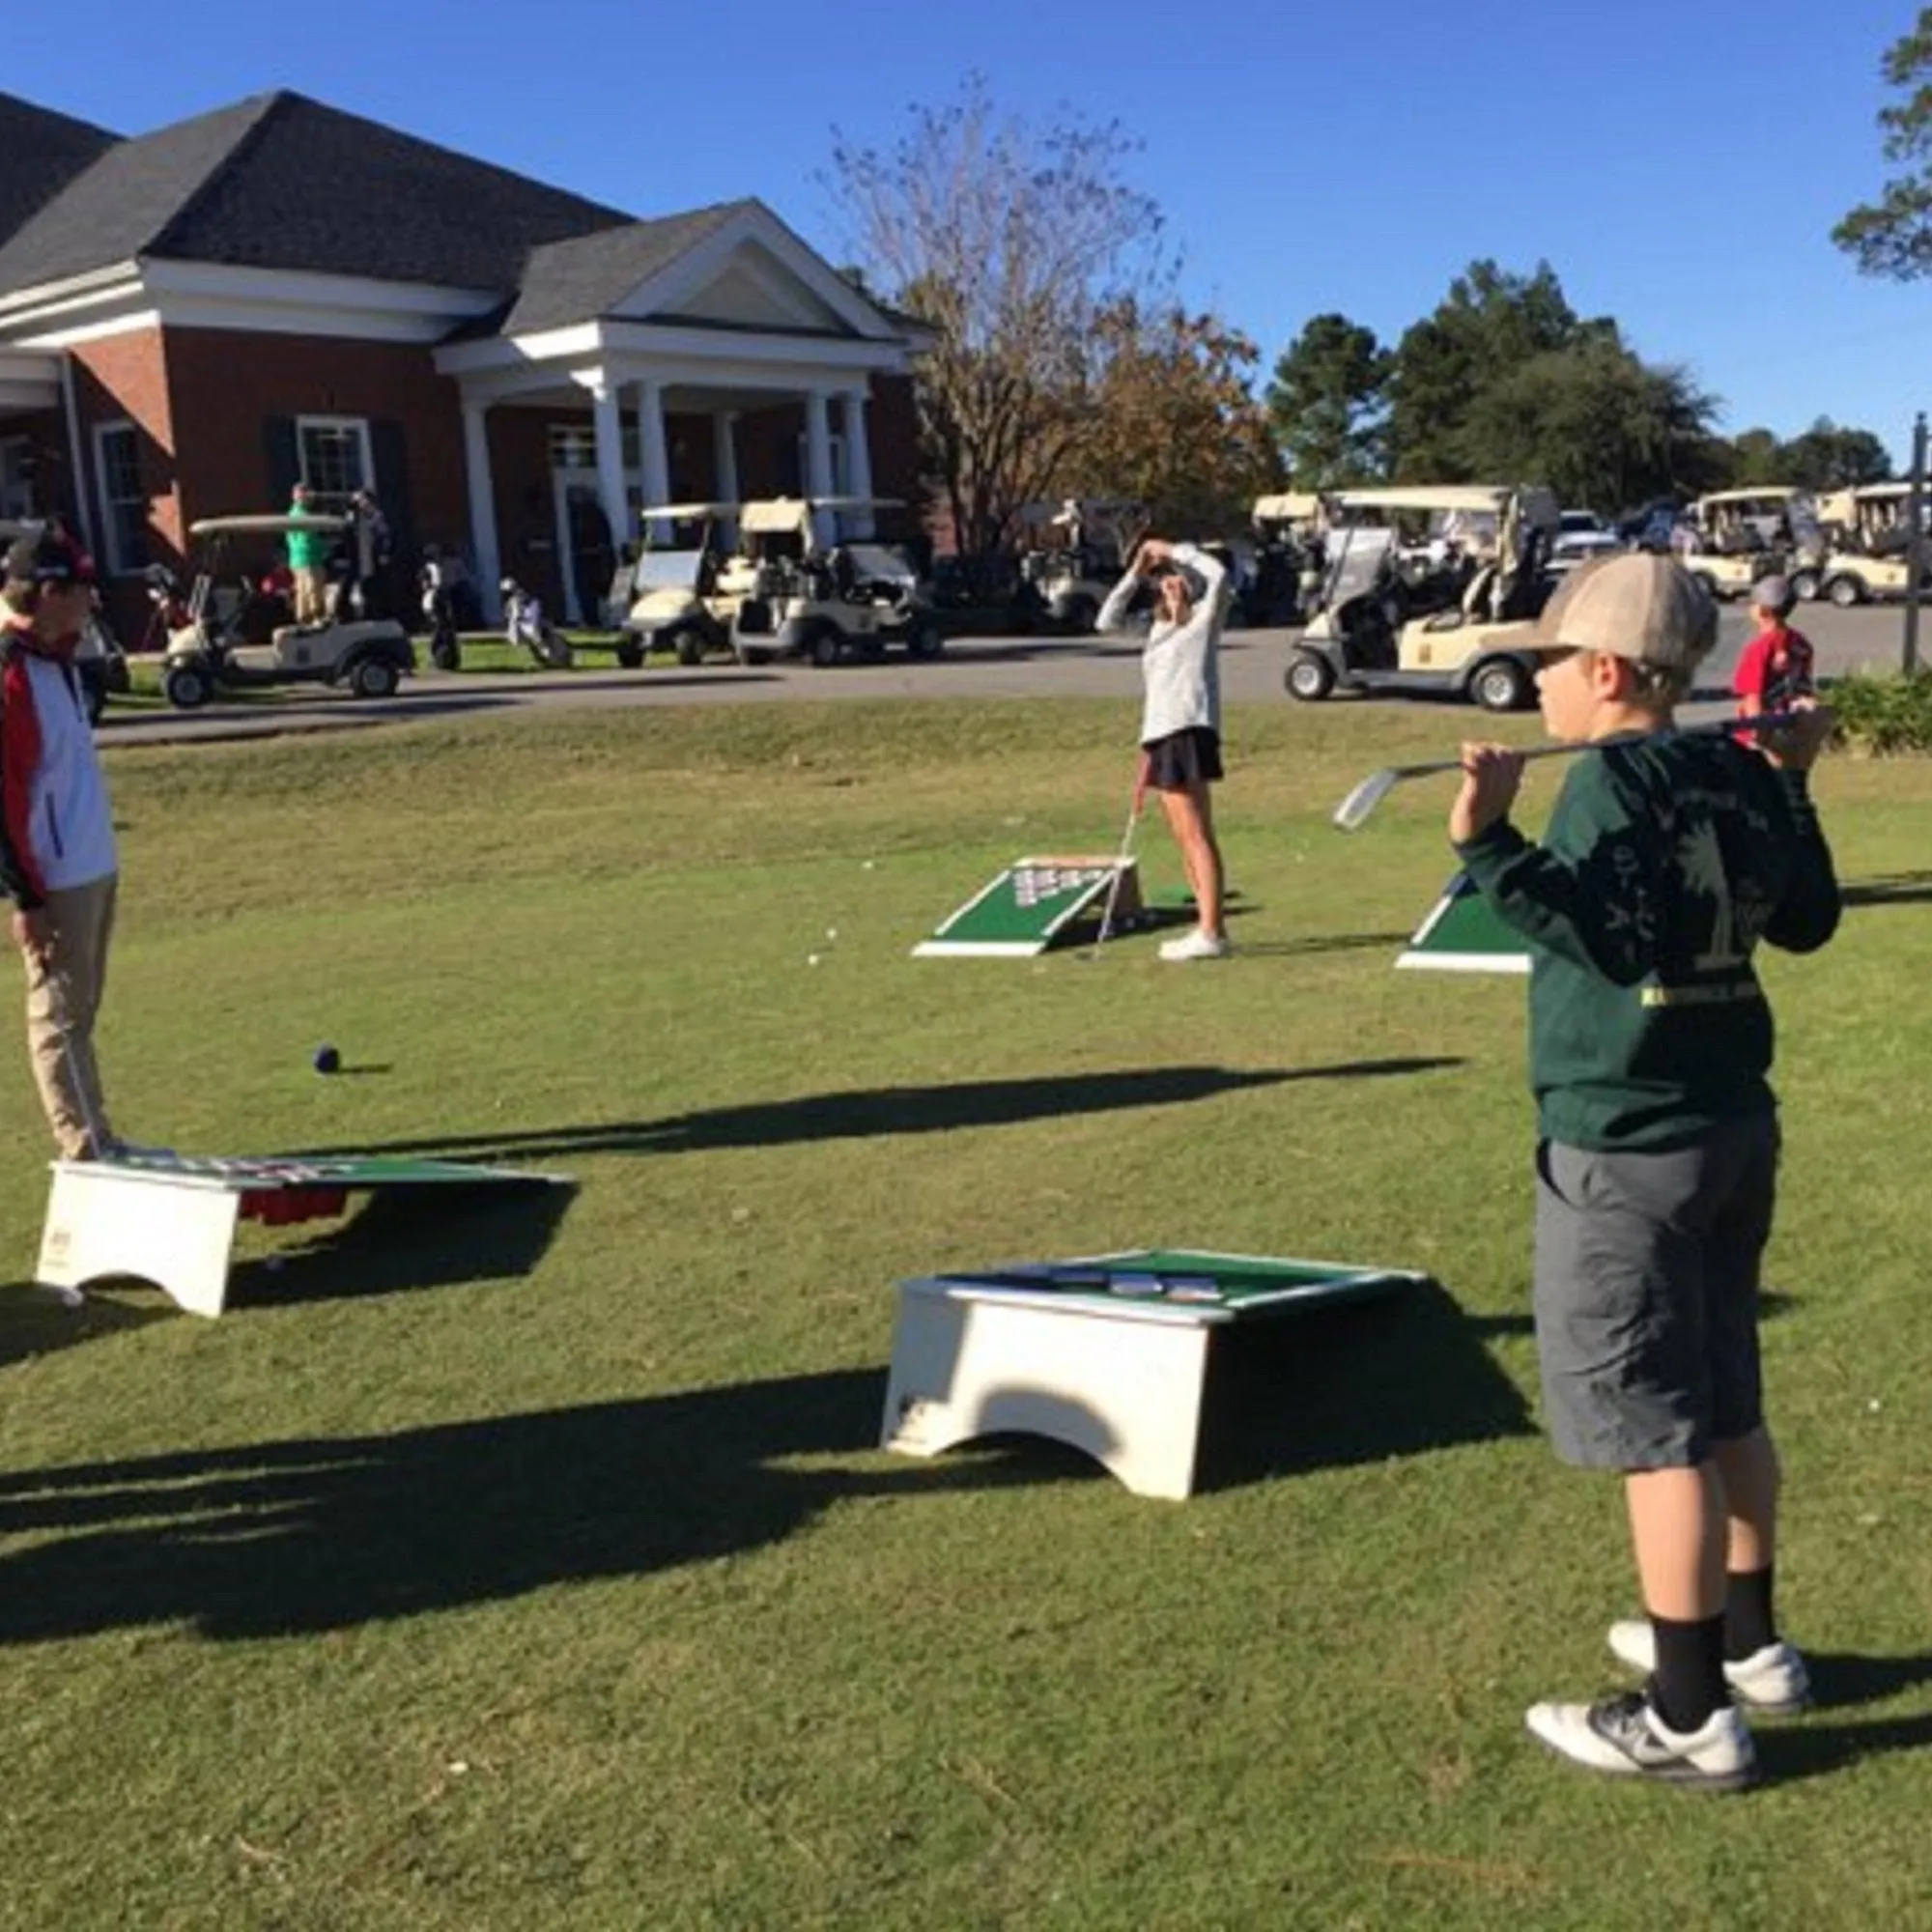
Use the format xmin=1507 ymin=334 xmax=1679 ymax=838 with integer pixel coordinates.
xmin=825 ymin=78 xmax=1170 ymax=569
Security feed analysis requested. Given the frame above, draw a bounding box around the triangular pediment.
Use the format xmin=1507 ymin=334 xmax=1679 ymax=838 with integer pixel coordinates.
xmin=620 ymin=239 xmax=852 ymax=334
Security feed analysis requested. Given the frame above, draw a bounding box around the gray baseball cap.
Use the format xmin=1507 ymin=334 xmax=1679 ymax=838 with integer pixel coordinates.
xmin=1751 ymin=575 xmax=1793 ymax=614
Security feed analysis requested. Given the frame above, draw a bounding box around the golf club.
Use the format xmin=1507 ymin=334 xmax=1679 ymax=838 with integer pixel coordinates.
xmin=1331 ymin=709 xmax=1827 ymax=833
xmin=1086 ymin=753 xmax=1152 ymax=955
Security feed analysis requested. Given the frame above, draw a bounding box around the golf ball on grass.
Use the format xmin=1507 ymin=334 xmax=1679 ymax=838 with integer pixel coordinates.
xmin=313 ymin=1044 xmax=341 ymax=1075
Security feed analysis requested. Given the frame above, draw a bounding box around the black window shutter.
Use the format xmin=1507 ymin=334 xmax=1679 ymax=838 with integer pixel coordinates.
xmin=264 ymin=416 xmax=300 ymax=506
xmin=370 ymin=420 xmax=414 ymax=564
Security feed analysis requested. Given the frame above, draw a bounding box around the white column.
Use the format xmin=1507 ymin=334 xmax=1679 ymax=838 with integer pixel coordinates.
xmin=843 ymin=386 xmax=874 ymax=536
xmin=804 ymin=388 xmax=835 ymax=544
xmin=712 ymin=411 xmax=741 ymax=544
xmin=591 ymin=379 xmax=628 ymax=585
xmin=461 ymin=399 xmax=502 ymax=623
xmin=639 ymin=379 xmax=670 ymax=539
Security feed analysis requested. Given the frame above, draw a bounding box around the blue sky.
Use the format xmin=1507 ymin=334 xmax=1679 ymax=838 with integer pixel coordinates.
xmin=10 ymin=0 xmax=1928 ymax=462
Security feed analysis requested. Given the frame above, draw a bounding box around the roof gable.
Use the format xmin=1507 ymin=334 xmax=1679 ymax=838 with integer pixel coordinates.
xmin=0 ymin=94 xmax=121 ymax=254
xmin=499 ymin=204 xmax=754 ymax=335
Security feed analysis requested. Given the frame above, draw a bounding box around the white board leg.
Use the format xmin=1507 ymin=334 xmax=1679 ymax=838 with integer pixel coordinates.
xmin=881 ymin=1293 xmax=1213 ymax=1500
xmin=35 ymin=1167 xmax=243 ymax=1320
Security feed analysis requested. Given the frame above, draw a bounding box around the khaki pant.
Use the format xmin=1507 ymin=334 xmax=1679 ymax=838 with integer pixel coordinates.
xmin=22 ymin=873 xmax=117 ymax=1158
xmin=293 ymin=565 xmax=329 ymax=625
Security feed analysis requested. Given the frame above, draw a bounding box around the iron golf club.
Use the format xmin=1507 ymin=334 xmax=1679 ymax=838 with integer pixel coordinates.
xmin=1086 ymin=753 xmax=1152 ymax=955
xmin=1331 ymin=709 xmax=1826 ymax=833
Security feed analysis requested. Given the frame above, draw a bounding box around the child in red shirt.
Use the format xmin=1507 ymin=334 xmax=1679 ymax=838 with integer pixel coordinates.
xmin=1732 ymin=576 xmax=1815 ymax=725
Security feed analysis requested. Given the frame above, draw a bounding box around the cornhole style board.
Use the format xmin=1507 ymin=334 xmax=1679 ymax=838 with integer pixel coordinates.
xmin=913 ymin=854 xmax=1142 ymax=958
xmin=882 ymin=1247 xmax=1424 ymax=1498
xmin=35 ymin=1152 xmax=569 ymax=1320
xmin=1398 ymin=870 xmax=1529 ymax=974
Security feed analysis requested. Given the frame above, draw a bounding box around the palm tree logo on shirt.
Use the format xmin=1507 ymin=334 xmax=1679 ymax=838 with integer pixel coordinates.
xmin=1678 ymin=819 xmax=1744 ymax=972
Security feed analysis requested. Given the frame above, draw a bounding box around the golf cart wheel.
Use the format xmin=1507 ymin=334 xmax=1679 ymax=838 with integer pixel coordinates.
xmin=1826 ymin=574 xmax=1864 ymax=610
xmin=1787 ymin=570 xmax=1820 ymax=604
xmin=1470 ymin=657 xmax=1533 ymax=713
xmin=809 ymin=627 xmax=842 ymax=668
xmin=905 ymin=620 xmax=944 ymax=659
xmin=164 ymin=664 xmax=212 ymax=710
xmin=350 ymin=657 xmax=401 ymax=699
xmin=1284 ymin=649 xmax=1335 ymax=702
xmin=668 ymin=628 xmax=702 ymax=667
xmin=615 ymin=638 xmax=644 ymax=670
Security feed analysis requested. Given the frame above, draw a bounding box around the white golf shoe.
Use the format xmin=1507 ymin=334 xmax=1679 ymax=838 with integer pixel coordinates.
xmin=1607 ymin=1620 xmax=1812 ymax=1717
xmin=1157 ymin=927 xmax=1233 ymax=962
xmin=1526 ymin=1690 xmax=1760 ymax=1792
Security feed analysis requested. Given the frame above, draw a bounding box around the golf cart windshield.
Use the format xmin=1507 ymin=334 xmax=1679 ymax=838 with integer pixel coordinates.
xmin=1320 ymin=526 xmax=1397 ymax=608
xmin=842 ymin=543 xmax=916 ymax=585
xmin=632 ymin=549 xmax=707 ymax=592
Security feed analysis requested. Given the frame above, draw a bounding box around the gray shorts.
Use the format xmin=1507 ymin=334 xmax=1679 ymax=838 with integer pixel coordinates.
xmin=1532 ymin=1114 xmax=1778 ymax=1470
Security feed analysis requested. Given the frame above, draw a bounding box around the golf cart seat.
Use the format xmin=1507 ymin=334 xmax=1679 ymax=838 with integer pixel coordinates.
xmin=1420 ymin=563 xmax=1499 ymax=633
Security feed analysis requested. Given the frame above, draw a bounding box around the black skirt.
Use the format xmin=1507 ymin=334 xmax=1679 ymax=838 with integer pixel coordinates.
xmin=1143 ymin=726 xmax=1224 ymax=790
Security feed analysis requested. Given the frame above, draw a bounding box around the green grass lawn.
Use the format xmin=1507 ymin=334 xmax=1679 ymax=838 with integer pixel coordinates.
xmin=2 ymin=698 xmax=1928 ymax=1930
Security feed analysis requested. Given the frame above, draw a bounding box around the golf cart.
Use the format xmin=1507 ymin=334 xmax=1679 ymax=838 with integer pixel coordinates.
xmin=617 ymin=500 xmax=757 ymax=666
xmin=159 ymin=514 xmax=415 ymax=709
xmin=1798 ymin=482 xmax=1932 ymax=606
xmin=1244 ymin=492 xmax=1327 ymax=625
xmin=728 ymin=497 xmax=940 ymax=667
xmin=0 ymin=517 xmax=130 ymax=724
xmin=1676 ymin=488 xmax=1814 ymax=601
xmin=1283 ymin=485 xmax=1561 ymax=713
xmin=1014 ymin=498 xmax=1149 ymax=634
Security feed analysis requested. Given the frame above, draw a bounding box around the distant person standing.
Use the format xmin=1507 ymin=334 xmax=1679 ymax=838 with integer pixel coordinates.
xmin=1732 ymin=577 xmax=1815 ymax=729
xmin=1097 ymin=536 xmax=1233 ymax=961
xmin=286 ymin=482 xmax=329 ymax=624
xmin=348 ymin=487 xmax=393 ymax=619
xmin=0 ymin=532 xmax=122 ymax=1158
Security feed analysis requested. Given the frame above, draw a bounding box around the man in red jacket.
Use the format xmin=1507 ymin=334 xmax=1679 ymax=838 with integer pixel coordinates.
xmin=1 ymin=531 xmax=121 ymax=1157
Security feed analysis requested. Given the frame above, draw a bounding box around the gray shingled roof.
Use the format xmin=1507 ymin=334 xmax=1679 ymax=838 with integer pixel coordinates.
xmin=499 ymin=202 xmax=757 ymax=333
xmin=0 ymin=94 xmax=120 ymax=253
xmin=0 ymin=91 xmax=632 ymax=300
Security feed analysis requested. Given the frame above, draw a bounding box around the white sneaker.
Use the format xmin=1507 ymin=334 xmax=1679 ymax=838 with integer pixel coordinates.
xmin=1607 ymin=1620 xmax=1812 ymax=1717
xmin=1526 ymin=1690 xmax=1759 ymax=1791
xmin=1157 ymin=927 xmax=1233 ymax=962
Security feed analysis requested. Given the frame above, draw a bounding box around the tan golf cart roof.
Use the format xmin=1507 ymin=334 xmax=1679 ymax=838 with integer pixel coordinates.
xmin=738 ymin=496 xmax=904 ymax=533
xmin=1690 ymin=487 xmax=1808 ymax=510
xmin=1252 ymin=492 xmax=1322 ymax=523
xmin=188 ymin=513 xmax=349 ymax=537
xmin=1329 ymin=485 xmax=1518 ymax=513
xmin=639 ymin=499 xmax=744 ymax=521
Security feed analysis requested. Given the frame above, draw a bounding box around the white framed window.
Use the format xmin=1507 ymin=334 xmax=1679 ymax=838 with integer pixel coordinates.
xmin=92 ymin=420 xmax=147 ymax=575
xmin=297 ymin=415 xmax=373 ymax=511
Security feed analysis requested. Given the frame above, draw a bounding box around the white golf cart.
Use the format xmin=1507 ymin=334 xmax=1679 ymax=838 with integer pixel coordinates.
xmin=160 ymin=514 xmax=415 ymax=709
xmin=1284 ymin=484 xmax=1561 ymax=713
xmin=1799 ymin=482 xmax=1931 ymax=606
xmin=1244 ymin=491 xmax=1327 ymax=625
xmin=618 ymin=500 xmax=757 ymax=666
xmin=1014 ymin=498 xmax=1149 ymax=634
xmin=0 ymin=517 xmax=129 ymax=724
xmin=728 ymin=497 xmax=940 ymax=667
xmin=1677 ymin=488 xmax=1815 ymax=601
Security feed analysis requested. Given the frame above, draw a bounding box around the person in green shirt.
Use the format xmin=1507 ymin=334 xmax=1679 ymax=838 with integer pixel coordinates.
xmin=286 ymin=482 xmax=330 ymax=625
xmin=1450 ymin=553 xmax=1838 ymax=1792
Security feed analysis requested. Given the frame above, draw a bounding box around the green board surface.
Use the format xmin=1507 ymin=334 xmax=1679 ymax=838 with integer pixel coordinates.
xmin=929 ymin=1247 xmax=1422 ymax=1319
xmin=1398 ymin=871 xmax=1529 ymax=974
xmin=914 ymin=856 xmax=1129 ymax=957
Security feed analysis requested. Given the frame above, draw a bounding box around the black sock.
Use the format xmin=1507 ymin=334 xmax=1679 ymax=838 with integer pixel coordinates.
xmin=1724 ymin=1566 xmax=1777 ymax=1662
xmin=1649 ymin=1612 xmax=1728 ymax=1733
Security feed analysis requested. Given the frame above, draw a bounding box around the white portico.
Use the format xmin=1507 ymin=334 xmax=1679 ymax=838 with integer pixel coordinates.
xmin=434 ymin=202 xmax=919 ymax=621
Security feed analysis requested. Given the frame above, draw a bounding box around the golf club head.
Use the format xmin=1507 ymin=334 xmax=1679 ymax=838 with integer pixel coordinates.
xmin=1331 ymin=767 xmax=1399 ymax=833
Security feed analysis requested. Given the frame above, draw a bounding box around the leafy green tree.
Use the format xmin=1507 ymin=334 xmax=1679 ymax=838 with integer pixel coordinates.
xmin=1384 ymin=261 xmax=1595 ymax=478
xmin=1779 ymin=418 xmax=1895 ymax=489
xmin=1834 ymin=8 xmax=1932 ymax=276
xmin=1264 ymin=314 xmax=1390 ymax=487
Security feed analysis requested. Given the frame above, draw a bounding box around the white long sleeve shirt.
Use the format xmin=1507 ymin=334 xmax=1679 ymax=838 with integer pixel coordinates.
xmin=1096 ymin=543 xmax=1230 ymax=745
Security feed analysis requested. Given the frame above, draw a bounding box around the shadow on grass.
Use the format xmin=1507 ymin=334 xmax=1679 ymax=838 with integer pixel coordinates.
xmin=289 ymin=1062 xmax=1464 ymax=1166
xmin=1196 ymin=1277 xmax=1536 ymax=1491
xmin=224 ymin=1180 xmax=576 ymax=1310
xmin=0 ymin=1287 xmax=169 ymax=1370
xmin=1842 ymin=869 xmax=1932 ymax=908
xmin=0 ymin=1367 xmax=1081 ymax=1643
xmin=1761 ymin=1705 xmax=1932 ymax=1785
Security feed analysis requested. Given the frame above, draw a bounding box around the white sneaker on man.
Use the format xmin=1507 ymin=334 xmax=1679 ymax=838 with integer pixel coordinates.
xmin=1157 ymin=927 xmax=1232 ymax=963
xmin=1606 ymin=1620 xmax=1812 ymax=1717
xmin=1526 ymin=1690 xmax=1760 ymax=1791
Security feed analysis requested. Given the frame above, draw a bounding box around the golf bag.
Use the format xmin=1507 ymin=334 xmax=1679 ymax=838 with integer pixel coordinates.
xmin=499 ymin=579 xmax=575 ymax=669
xmin=421 ymin=554 xmax=462 ymax=670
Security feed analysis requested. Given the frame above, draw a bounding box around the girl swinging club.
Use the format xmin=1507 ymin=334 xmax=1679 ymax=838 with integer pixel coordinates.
xmin=1097 ymin=537 xmax=1233 ymax=960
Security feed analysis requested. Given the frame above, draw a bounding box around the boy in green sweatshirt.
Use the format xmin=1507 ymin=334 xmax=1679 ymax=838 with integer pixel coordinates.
xmin=1451 ymin=554 xmax=1839 ymax=1791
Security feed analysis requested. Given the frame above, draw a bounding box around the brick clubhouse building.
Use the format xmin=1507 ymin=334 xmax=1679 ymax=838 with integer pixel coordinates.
xmin=0 ymin=90 xmax=925 ymax=632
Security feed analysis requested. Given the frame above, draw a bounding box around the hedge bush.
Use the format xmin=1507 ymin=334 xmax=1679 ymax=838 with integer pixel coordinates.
xmin=1826 ymin=668 xmax=1932 ymax=755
